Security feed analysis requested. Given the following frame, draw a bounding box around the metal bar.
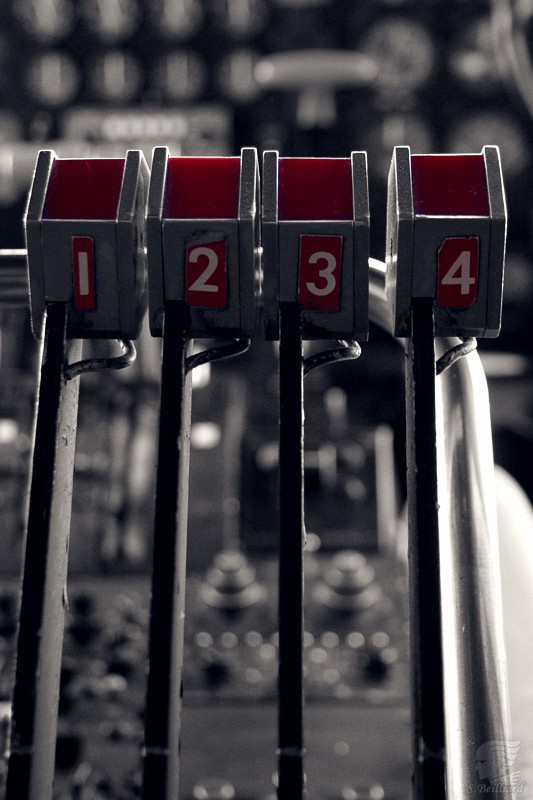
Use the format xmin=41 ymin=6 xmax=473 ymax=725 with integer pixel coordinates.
xmin=405 ymin=298 xmax=446 ymax=800
xmin=435 ymin=338 xmax=513 ymax=796
xmin=142 ymin=300 xmax=192 ymax=800
xmin=277 ymin=301 xmax=305 ymax=800
xmin=369 ymin=259 xmax=513 ymax=794
xmin=5 ymin=303 xmax=82 ymax=800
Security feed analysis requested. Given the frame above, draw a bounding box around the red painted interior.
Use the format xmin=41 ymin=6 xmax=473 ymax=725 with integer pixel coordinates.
xmin=411 ymin=154 xmax=490 ymax=216
xmin=278 ymin=158 xmax=353 ymax=221
xmin=164 ymin=157 xmax=241 ymax=219
xmin=43 ymin=158 xmax=125 ymax=220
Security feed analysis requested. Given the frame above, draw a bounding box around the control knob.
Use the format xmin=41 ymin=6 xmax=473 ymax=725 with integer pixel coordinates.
xmin=200 ymin=550 xmax=264 ymax=611
xmin=313 ymin=550 xmax=381 ymax=611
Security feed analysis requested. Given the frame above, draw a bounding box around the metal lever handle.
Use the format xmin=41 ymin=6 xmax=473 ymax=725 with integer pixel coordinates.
xmin=254 ymin=50 xmax=377 ymax=128
xmin=369 ymin=258 xmax=512 ymax=797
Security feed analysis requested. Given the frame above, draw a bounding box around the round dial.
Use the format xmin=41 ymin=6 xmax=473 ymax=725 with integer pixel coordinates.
xmin=26 ymin=51 xmax=80 ymax=107
xmin=359 ymin=16 xmax=435 ymax=101
xmin=446 ymin=111 xmax=529 ymax=180
xmin=11 ymin=0 xmax=75 ymax=42
xmin=89 ymin=51 xmax=144 ymax=103
xmin=449 ymin=18 xmax=503 ymax=95
xmin=152 ymin=50 xmax=207 ymax=101
xmin=361 ymin=112 xmax=435 ymax=182
xmin=148 ymin=0 xmax=204 ymax=40
xmin=212 ymin=0 xmax=269 ymax=40
xmin=218 ymin=49 xmax=261 ymax=102
xmin=82 ymin=0 xmax=141 ymax=42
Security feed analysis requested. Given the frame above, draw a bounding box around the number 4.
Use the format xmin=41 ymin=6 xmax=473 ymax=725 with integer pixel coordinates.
xmin=437 ymin=237 xmax=479 ymax=308
xmin=441 ymin=250 xmax=475 ymax=295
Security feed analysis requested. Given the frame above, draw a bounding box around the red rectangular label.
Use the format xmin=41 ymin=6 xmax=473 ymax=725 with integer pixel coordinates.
xmin=72 ymin=236 xmax=96 ymax=310
xmin=437 ymin=237 xmax=479 ymax=308
xmin=298 ymin=234 xmax=343 ymax=311
xmin=185 ymin=240 xmax=228 ymax=308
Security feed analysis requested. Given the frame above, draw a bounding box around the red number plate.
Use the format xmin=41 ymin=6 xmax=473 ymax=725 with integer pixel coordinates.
xmin=298 ymin=234 xmax=343 ymax=311
xmin=437 ymin=237 xmax=479 ymax=308
xmin=72 ymin=236 xmax=96 ymax=311
xmin=185 ymin=240 xmax=228 ymax=308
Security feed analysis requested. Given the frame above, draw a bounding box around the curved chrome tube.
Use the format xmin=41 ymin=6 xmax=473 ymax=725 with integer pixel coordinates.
xmin=370 ymin=258 xmax=512 ymax=796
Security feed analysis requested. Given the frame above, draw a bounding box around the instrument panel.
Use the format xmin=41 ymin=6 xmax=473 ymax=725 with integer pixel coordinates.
xmin=0 ymin=2 xmax=532 ymax=798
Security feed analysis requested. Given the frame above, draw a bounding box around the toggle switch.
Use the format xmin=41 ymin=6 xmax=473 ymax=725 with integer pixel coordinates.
xmin=385 ymin=145 xmax=507 ymax=337
xmin=147 ymin=147 xmax=260 ymax=338
xmin=25 ymin=149 xmax=149 ymax=339
xmin=262 ymin=152 xmax=369 ymax=340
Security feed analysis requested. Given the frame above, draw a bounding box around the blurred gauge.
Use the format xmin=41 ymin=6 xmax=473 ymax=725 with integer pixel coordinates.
xmin=446 ymin=111 xmax=529 ymax=180
xmin=491 ymin=0 xmax=533 ymax=121
xmin=218 ymin=49 xmax=261 ymax=102
xmin=449 ymin=17 xmax=503 ymax=95
xmin=89 ymin=51 xmax=144 ymax=103
xmin=361 ymin=113 xmax=435 ymax=182
xmin=0 ymin=34 xmax=14 ymax=92
xmin=254 ymin=121 xmax=288 ymax=153
xmin=0 ymin=112 xmax=23 ymax=143
xmin=212 ymin=0 xmax=270 ymax=40
xmin=152 ymin=50 xmax=207 ymax=101
xmin=148 ymin=0 xmax=204 ymax=40
xmin=26 ymin=51 xmax=80 ymax=107
xmin=82 ymin=0 xmax=141 ymax=43
xmin=11 ymin=0 xmax=75 ymax=43
xmin=502 ymin=251 xmax=533 ymax=306
xmin=358 ymin=16 xmax=435 ymax=103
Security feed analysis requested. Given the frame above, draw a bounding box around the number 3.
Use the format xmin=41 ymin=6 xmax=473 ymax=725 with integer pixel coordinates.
xmin=298 ymin=234 xmax=343 ymax=312
xmin=306 ymin=251 xmax=337 ymax=296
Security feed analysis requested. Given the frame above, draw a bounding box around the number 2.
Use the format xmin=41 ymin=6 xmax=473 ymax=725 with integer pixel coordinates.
xmin=188 ymin=246 xmax=219 ymax=293
xmin=185 ymin=239 xmax=227 ymax=308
